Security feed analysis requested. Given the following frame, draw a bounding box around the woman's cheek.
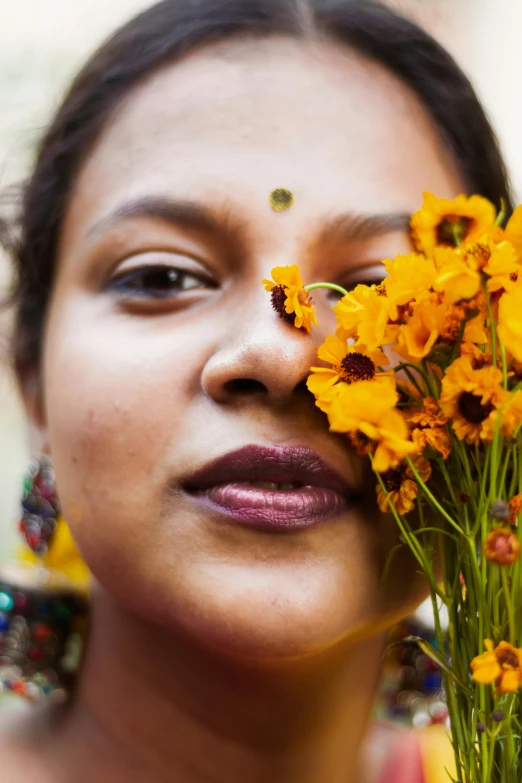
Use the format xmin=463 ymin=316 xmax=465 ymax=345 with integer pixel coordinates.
xmin=43 ymin=307 xmax=200 ymax=532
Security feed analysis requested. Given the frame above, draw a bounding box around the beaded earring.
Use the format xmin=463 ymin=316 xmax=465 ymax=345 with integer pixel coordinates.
xmin=0 ymin=455 xmax=89 ymax=704
xmin=19 ymin=454 xmax=60 ymax=558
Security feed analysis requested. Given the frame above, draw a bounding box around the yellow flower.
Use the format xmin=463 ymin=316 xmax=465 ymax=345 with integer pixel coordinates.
xmin=333 ymin=285 xmax=398 ymax=350
xmin=327 ymin=381 xmax=417 ymax=472
xmin=376 ymin=455 xmax=431 ymax=515
xmin=433 ymin=247 xmax=481 ymax=304
xmin=307 ymin=335 xmax=392 ymax=413
xmin=407 ymin=397 xmax=452 ymax=459
xmin=499 ymin=390 xmax=522 ymax=438
xmin=498 ymin=283 xmax=522 ymax=363
xmin=383 ymin=253 xmax=437 ymax=319
xmin=440 ymin=357 xmax=508 ymax=445
xmin=482 ymin=239 xmax=521 ymax=293
xmin=505 ymin=204 xmax=522 ymax=261
xmin=434 ymin=237 xmax=520 ymax=302
xmin=459 ymin=342 xmax=492 ymax=369
xmin=262 ymin=265 xmax=317 ymax=332
xmin=471 ymin=640 xmax=522 ymax=694
xmin=411 ymin=192 xmax=496 ymax=257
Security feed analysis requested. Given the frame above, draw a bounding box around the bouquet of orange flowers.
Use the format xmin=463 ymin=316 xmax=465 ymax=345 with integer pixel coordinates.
xmin=263 ymin=193 xmax=522 ymax=783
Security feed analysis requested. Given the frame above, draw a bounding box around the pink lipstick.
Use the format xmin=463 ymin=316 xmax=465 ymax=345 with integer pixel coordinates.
xmin=184 ymin=445 xmax=356 ymax=531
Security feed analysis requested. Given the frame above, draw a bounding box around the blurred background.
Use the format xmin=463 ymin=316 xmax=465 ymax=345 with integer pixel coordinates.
xmin=1 ymin=0 xmax=521 ymax=557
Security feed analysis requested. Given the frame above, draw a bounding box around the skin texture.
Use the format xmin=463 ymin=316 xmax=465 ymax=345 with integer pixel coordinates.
xmin=7 ymin=36 xmax=463 ymax=783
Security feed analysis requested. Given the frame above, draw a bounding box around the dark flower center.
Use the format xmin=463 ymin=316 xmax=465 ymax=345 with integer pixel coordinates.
xmin=374 ymin=284 xmax=387 ymax=297
xmin=436 ymin=216 xmax=473 ymax=246
xmin=339 ymin=353 xmax=376 ymax=383
xmin=497 ymin=648 xmax=519 ymax=669
xmin=510 ymin=271 xmax=518 ymax=282
xmin=270 ymin=286 xmax=296 ymax=324
xmin=457 ymin=391 xmax=494 ymax=424
xmin=471 ymin=354 xmax=492 ymax=370
xmin=383 ymin=466 xmax=406 ymax=493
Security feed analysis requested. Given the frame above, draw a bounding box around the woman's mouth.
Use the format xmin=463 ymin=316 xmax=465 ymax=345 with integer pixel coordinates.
xmin=184 ymin=445 xmax=359 ymax=531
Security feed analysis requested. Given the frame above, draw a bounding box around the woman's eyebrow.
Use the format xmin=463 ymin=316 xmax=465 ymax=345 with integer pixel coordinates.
xmin=85 ymin=196 xmax=248 ymax=245
xmin=318 ymin=211 xmax=411 ymax=244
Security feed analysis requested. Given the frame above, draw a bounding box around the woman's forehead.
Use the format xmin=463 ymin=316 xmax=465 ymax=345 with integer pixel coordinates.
xmin=64 ymin=36 xmax=463 ymax=243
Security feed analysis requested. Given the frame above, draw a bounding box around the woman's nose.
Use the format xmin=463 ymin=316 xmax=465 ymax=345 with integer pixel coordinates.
xmin=201 ymin=301 xmax=325 ymax=407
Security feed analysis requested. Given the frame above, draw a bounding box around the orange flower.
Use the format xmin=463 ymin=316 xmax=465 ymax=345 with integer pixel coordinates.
xmin=411 ymin=192 xmax=496 ymax=257
xmin=397 ymin=294 xmax=447 ymax=360
xmin=307 ymin=335 xmax=392 ymax=413
xmin=484 ymin=528 xmax=521 ymax=566
xmin=508 ymin=494 xmax=522 ymax=526
xmin=376 ymin=455 xmax=431 ymax=515
xmin=440 ymin=357 xmax=508 ymax=445
xmin=408 ymin=397 xmax=452 ymax=459
xmin=471 ymin=640 xmax=522 ymax=693
xmin=262 ymin=265 xmax=317 ymax=332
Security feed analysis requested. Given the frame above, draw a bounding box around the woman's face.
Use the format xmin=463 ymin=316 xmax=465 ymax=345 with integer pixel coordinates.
xmin=38 ymin=37 xmax=462 ymax=659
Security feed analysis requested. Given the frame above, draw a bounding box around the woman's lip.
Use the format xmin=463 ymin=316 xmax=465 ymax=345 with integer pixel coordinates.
xmin=184 ymin=444 xmax=354 ymax=497
xmin=183 ymin=444 xmax=357 ymax=531
xmin=189 ymin=482 xmax=349 ymax=531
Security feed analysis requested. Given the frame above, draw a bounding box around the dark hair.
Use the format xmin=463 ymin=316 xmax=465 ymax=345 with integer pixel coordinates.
xmin=9 ymin=0 xmax=512 ymax=373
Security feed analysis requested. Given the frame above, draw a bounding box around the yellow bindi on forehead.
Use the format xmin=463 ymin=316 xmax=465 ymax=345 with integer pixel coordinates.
xmin=269 ymin=188 xmax=294 ymax=212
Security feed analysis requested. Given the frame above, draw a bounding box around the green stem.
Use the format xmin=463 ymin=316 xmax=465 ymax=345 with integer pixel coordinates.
xmin=430 ymin=589 xmax=466 ymax=783
xmin=498 ymin=443 xmax=514 ymax=499
xmin=486 ymin=726 xmax=497 ymax=782
xmin=485 ymin=280 xmax=497 ymax=369
xmin=405 ymin=457 xmax=464 ymax=537
xmin=500 ymin=343 xmax=508 ymax=390
xmin=502 ymin=569 xmax=516 ymax=645
xmin=305 ymin=282 xmax=348 ymax=296
xmin=495 ymin=198 xmax=507 ymax=228
xmin=394 ymin=362 xmax=437 ymax=398
xmin=438 ymin=457 xmax=460 ymax=510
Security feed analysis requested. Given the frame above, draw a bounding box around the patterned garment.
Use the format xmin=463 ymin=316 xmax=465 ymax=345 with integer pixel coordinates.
xmin=376 ymin=726 xmax=455 ymax=783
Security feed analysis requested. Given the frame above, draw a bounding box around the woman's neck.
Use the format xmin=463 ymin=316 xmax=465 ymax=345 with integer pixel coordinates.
xmin=39 ymin=584 xmax=386 ymax=783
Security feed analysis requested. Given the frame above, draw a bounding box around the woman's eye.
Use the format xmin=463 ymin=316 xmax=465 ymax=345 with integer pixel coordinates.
xmin=109 ymin=265 xmax=214 ymax=299
xmin=328 ymin=265 xmax=387 ymax=299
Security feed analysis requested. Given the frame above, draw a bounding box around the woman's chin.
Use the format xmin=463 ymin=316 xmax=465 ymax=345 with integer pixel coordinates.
xmin=135 ymin=570 xmax=384 ymax=662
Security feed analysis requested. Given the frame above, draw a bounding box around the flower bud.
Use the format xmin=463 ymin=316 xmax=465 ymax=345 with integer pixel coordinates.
xmin=492 ymin=710 xmax=504 ymax=723
xmin=476 ymin=722 xmax=486 ymax=735
xmin=484 ymin=529 xmax=521 ymax=566
xmin=491 ymin=499 xmax=510 ymax=521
